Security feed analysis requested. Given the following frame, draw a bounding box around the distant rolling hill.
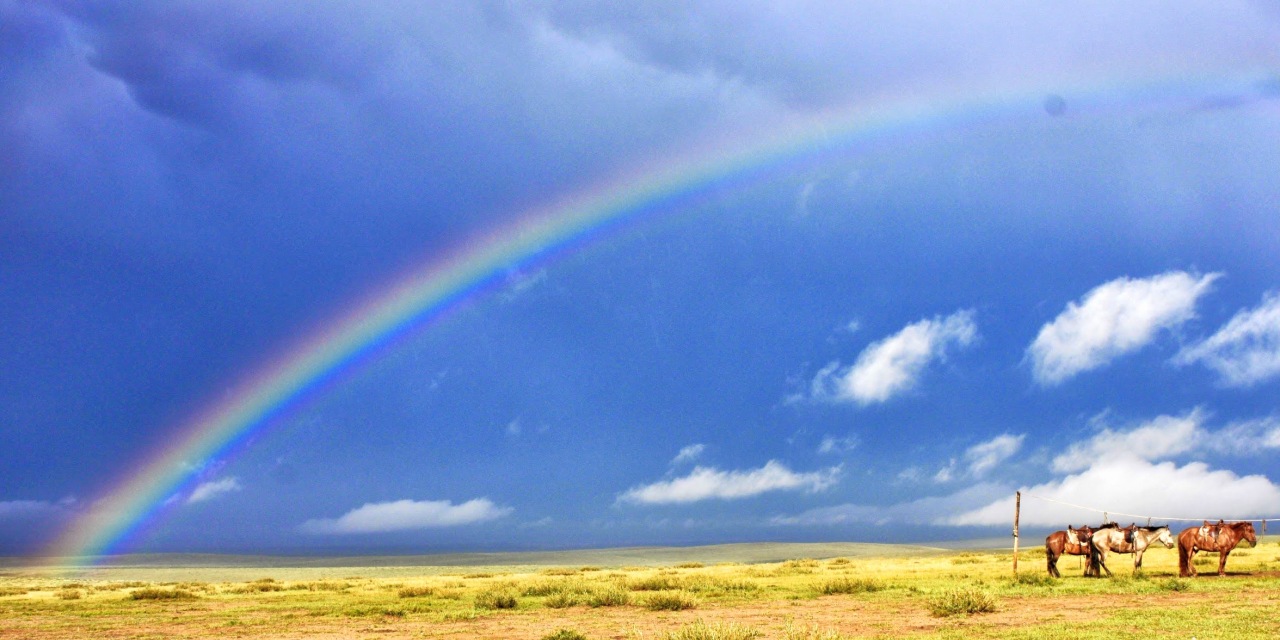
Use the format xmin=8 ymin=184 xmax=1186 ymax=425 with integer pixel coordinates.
xmin=15 ymin=540 xmax=982 ymax=572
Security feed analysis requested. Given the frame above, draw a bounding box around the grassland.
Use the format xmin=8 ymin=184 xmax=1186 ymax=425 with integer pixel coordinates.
xmin=2 ymin=539 xmax=1279 ymax=639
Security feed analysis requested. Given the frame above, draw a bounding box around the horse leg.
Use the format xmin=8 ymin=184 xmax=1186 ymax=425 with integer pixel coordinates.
xmin=1218 ymin=549 xmax=1230 ymax=576
xmin=1133 ymin=547 xmax=1144 ymax=574
xmin=1097 ymin=549 xmax=1112 ymax=577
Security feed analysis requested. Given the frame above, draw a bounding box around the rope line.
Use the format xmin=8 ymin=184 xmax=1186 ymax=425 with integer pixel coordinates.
xmin=1023 ymin=493 xmax=1280 ymax=524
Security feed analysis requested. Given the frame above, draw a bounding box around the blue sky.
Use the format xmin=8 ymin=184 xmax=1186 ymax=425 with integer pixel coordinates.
xmin=3 ymin=1 xmax=1280 ymax=556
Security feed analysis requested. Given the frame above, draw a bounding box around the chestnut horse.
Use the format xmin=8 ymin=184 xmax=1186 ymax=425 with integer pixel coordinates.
xmin=1177 ymin=520 xmax=1258 ymax=577
xmin=1088 ymin=524 xmax=1175 ymax=576
xmin=1045 ymin=524 xmax=1094 ymax=577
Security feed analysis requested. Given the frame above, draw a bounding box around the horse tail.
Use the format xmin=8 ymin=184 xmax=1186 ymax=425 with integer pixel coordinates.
xmin=1178 ymin=535 xmax=1191 ymax=576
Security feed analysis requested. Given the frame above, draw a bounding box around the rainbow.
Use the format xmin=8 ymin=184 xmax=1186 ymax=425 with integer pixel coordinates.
xmin=41 ymin=69 xmax=1266 ymax=569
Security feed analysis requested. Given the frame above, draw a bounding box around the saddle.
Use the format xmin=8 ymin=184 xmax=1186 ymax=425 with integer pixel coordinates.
xmin=1198 ymin=519 xmax=1226 ymax=547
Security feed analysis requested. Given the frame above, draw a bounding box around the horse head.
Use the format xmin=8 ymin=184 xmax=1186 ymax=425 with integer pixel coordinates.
xmin=1238 ymin=521 xmax=1258 ymax=548
xmin=1155 ymin=526 xmax=1175 ymax=548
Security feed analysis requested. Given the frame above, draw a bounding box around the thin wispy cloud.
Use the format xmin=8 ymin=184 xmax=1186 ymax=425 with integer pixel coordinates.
xmin=809 ymin=310 xmax=977 ymax=405
xmin=300 ymin=498 xmax=512 ymax=534
xmin=1027 ymin=271 xmax=1220 ymax=385
xmin=1207 ymin=417 xmax=1280 ymax=456
xmin=186 ymin=477 xmax=243 ymax=504
xmin=935 ymin=433 xmax=1024 ymax=482
xmin=1177 ymin=292 xmax=1280 ymax=387
xmin=817 ymin=434 xmax=859 ymax=455
xmin=0 ymin=499 xmax=74 ymax=520
xmin=772 ymin=483 xmax=1009 ymax=527
xmin=671 ymin=444 xmax=706 ymax=465
xmin=618 ymin=461 xmax=841 ymax=505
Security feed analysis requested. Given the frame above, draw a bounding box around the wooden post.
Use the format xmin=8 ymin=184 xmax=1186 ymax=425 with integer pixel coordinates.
xmin=1012 ymin=491 xmax=1021 ymax=574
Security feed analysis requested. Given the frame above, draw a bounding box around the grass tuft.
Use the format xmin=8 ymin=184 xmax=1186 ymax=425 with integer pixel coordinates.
xmin=927 ymin=588 xmax=997 ymax=617
xmin=544 ymin=592 xmax=579 ymax=608
xmin=475 ymin=587 xmax=518 ymax=610
xmin=542 ymin=629 xmax=589 ymax=640
xmin=642 ymin=590 xmax=699 ymax=611
xmin=541 ymin=567 xmax=581 ymax=576
xmin=662 ymin=620 xmax=762 ymax=640
xmin=819 ymin=577 xmax=884 ymax=595
xmin=1010 ymin=572 xmax=1057 ymax=587
xmin=782 ymin=622 xmax=852 ymax=640
xmin=129 ymin=588 xmax=198 ymax=601
xmin=629 ymin=575 xmax=684 ymax=591
xmin=397 ymin=585 xmax=436 ymax=598
xmin=586 ymin=584 xmax=632 ymax=607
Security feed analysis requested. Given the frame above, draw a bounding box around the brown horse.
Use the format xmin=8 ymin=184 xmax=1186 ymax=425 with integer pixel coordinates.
xmin=1177 ymin=520 xmax=1258 ymax=577
xmin=1046 ymin=524 xmax=1094 ymax=577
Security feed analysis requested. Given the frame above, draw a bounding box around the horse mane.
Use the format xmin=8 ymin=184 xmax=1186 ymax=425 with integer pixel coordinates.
xmin=1140 ymin=525 xmax=1167 ymax=531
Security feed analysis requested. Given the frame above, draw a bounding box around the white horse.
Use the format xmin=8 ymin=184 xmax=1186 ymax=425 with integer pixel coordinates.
xmin=1088 ymin=524 xmax=1175 ymax=576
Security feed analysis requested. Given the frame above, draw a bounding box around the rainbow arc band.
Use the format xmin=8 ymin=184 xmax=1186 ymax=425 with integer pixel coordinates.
xmin=41 ymin=70 xmax=1264 ymax=570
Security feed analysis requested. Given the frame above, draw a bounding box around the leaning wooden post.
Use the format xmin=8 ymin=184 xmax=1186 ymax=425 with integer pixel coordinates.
xmin=1012 ymin=491 xmax=1021 ymax=574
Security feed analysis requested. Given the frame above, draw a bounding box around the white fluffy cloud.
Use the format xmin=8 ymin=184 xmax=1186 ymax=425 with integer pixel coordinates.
xmin=948 ymin=456 xmax=1280 ymax=526
xmin=810 ymin=310 xmax=977 ymax=405
xmin=1052 ymin=411 xmax=1204 ymax=473
xmin=1177 ymin=292 xmax=1280 ymax=387
xmin=777 ymin=411 xmax=1280 ymax=529
xmin=618 ymin=461 xmax=841 ymax=505
xmin=300 ymin=498 xmax=512 ymax=534
xmin=1027 ymin=271 xmax=1219 ymax=385
xmin=186 ymin=477 xmax=243 ymax=504
xmin=935 ymin=433 xmax=1025 ymax=482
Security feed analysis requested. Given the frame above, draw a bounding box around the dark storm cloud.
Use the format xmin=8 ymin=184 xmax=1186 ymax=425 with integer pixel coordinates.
xmin=51 ymin=0 xmax=391 ymax=127
xmin=0 ymin=1 xmax=781 ymax=507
